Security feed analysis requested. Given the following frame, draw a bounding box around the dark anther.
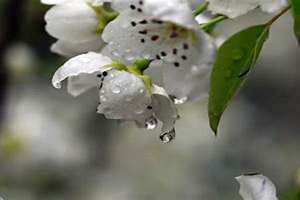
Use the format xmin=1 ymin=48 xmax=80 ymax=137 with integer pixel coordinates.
xmin=130 ymin=4 xmax=136 ymax=9
xmin=139 ymin=19 xmax=148 ymax=24
xmin=174 ymin=62 xmax=180 ymax=67
xmin=151 ymin=19 xmax=163 ymax=24
xmin=137 ymin=8 xmax=143 ymax=12
xmin=156 ymin=55 xmax=161 ymax=60
xmin=97 ymin=74 xmax=102 ymax=78
xmin=131 ymin=21 xmax=137 ymax=26
xmin=173 ymin=48 xmax=178 ymax=55
xmin=138 ymin=30 xmax=148 ymax=35
xmin=140 ymin=38 xmax=145 ymax=43
xmin=102 ymin=71 xmax=108 ymax=76
xmin=161 ymin=51 xmax=167 ymax=56
xmin=147 ymin=106 xmax=153 ymax=110
xmin=181 ymin=55 xmax=187 ymax=60
xmin=183 ymin=43 xmax=189 ymax=50
xmin=139 ymin=0 xmax=143 ymax=5
xmin=151 ymin=35 xmax=159 ymax=41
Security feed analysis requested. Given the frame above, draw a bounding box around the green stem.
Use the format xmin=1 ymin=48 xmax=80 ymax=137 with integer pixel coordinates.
xmin=265 ymin=5 xmax=291 ymax=27
xmin=192 ymin=1 xmax=209 ymax=16
xmin=200 ymin=15 xmax=227 ymax=32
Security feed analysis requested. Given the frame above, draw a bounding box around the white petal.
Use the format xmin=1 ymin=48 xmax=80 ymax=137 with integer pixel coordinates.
xmin=259 ymin=0 xmax=287 ymax=13
xmin=45 ymin=1 xmax=99 ymax=43
xmin=161 ymin=30 xmax=216 ymax=102
xmin=207 ymin=0 xmax=287 ymax=18
xmin=52 ymin=52 xmax=112 ymax=96
xmin=152 ymin=85 xmax=177 ymax=132
xmin=51 ymin=38 xmax=104 ymax=57
xmin=143 ymin=0 xmax=198 ymax=30
xmin=97 ymin=70 xmax=152 ymax=121
xmin=236 ymin=174 xmax=278 ymax=200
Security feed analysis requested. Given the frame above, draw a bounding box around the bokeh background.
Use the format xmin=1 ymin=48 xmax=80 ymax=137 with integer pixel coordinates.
xmin=0 ymin=0 xmax=299 ymax=200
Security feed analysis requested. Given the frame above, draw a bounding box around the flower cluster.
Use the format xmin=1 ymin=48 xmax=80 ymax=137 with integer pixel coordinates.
xmin=43 ymin=0 xmax=287 ymax=143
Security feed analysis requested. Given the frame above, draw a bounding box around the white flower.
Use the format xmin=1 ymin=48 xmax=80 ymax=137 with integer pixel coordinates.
xmin=206 ymin=0 xmax=288 ymax=18
xmin=43 ymin=0 xmax=113 ymax=56
xmin=102 ymin=0 xmax=216 ymax=103
xmin=236 ymin=173 xmax=278 ymax=200
xmin=52 ymin=52 xmax=178 ymax=140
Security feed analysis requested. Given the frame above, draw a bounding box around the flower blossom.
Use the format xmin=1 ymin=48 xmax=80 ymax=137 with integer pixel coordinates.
xmin=102 ymin=0 xmax=216 ymax=103
xmin=236 ymin=173 xmax=278 ymax=200
xmin=52 ymin=52 xmax=178 ymax=143
xmin=43 ymin=0 xmax=116 ymax=56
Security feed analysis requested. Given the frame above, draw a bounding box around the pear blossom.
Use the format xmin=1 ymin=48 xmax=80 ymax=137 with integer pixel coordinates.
xmin=43 ymin=0 xmax=114 ymax=56
xmin=206 ymin=0 xmax=288 ymax=18
xmin=236 ymin=173 xmax=278 ymax=200
xmin=102 ymin=0 xmax=216 ymax=103
xmin=52 ymin=52 xmax=178 ymax=142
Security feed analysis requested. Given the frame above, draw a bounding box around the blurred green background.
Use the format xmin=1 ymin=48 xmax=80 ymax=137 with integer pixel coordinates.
xmin=0 ymin=0 xmax=299 ymax=200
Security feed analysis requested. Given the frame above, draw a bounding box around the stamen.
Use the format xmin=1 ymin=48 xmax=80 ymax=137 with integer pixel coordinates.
xmin=173 ymin=48 xmax=178 ymax=55
xmin=139 ymin=19 xmax=148 ymax=24
xmin=183 ymin=43 xmax=189 ymax=50
xmin=181 ymin=55 xmax=187 ymax=60
xmin=174 ymin=62 xmax=180 ymax=67
xmin=161 ymin=51 xmax=167 ymax=56
xmin=151 ymin=35 xmax=159 ymax=41
xmin=131 ymin=21 xmax=137 ymax=27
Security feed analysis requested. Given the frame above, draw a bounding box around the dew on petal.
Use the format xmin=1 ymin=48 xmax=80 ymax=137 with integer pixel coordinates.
xmin=139 ymin=88 xmax=145 ymax=94
xmin=174 ymin=97 xmax=188 ymax=104
xmin=135 ymin=108 xmax=145 ymax=114
xmin=145 ymin=116 xmax=158 ymax=130
xmin=160 ymin=129 xmax=176 ymax=144
xmin=111 ymin=86 xmax=121 ymax=94
xmin=100 ymin=95 xmax=107 ymax=102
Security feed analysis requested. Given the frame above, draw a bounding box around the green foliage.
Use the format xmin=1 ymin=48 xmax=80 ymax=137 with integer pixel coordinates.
xmin=281 ymin=188 xmax=300 ymax=200
xmin=208 ymin=25 xmax=270 ymax=134
xmin=290 ymin=0 xmax=300 ymax=43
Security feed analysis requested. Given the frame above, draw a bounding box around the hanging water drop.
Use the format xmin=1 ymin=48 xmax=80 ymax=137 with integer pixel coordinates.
xmin=159 ymin=129 xmax=176 ymax=144
xmin=145 ymin=116 xmax=158 ymax=130
xmin=174 ymin=97 xmax=188 ymax=105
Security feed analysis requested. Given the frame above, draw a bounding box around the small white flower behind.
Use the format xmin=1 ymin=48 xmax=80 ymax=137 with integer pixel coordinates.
xmin=236 ymin=173 xmax=278 ymax=200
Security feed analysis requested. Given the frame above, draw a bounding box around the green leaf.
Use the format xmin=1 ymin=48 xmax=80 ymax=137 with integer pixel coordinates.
xmin=208 ymin=25 xmax=270 ymax=135
xmin=290 ymin=0 xmax=300 ymax=43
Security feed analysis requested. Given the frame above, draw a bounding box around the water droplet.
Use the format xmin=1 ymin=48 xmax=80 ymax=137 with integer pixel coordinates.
xmin=174 ymin=97 xmax=188 ymax=105
xmin=100 ymin=95 xmax=107 ymax=102
xmin=100 ymin=89 xmax=105 ymax=94
xmin=135 ymin=108 xmax=144 ymax=114
xmin=111 ymin=86 xmax=121 ymax=94
xmin=139 ymin=88 xmax=145 ymax=94
xmin=160 ymin=129 xmax=176 ymax=144
xmin=145 ymin=116 xmax=158 ymax=130
xmin=112 ymin=50 xmax=120 ymax=57
xmin=232 ymin=49 xmax=244 ymax=60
